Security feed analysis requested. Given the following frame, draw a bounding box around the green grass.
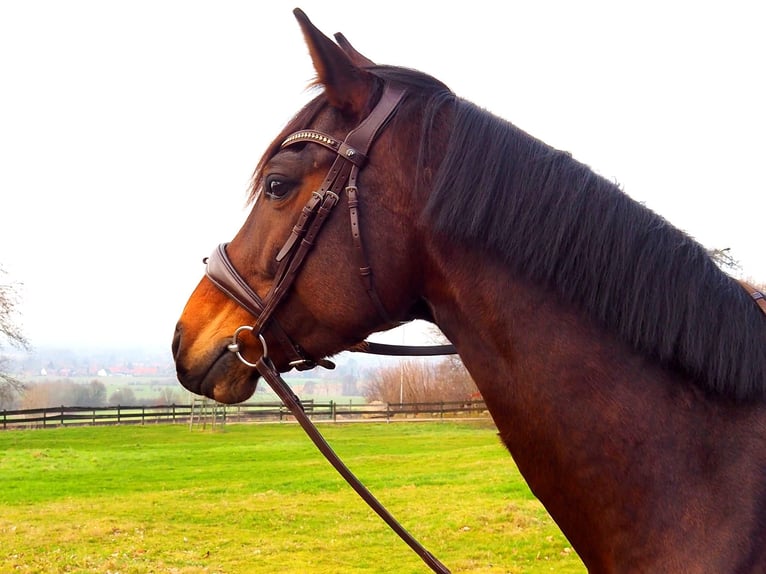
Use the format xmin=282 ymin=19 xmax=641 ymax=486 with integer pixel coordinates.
xmin=0 ymin=421 xmax=585 ymax=573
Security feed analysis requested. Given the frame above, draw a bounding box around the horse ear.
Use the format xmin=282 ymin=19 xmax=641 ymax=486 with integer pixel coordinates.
xmin=293 ymin=9 xmax=372 ymax=116
xmin=334 ymin=32 xmax=376 ymax=68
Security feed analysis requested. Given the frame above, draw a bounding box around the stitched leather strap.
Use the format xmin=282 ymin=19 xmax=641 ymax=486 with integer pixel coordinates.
xmin=354 ymin=341 xmax=457 ymax=356
xmin=278 ymin=83 xmax=407 ymax=325
xmin=346 ymin=183 xmax=392 ymax=322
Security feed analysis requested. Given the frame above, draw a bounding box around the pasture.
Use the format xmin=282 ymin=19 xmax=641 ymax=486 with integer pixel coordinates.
xmin=0 ymin=421 xmax=583 ymax=573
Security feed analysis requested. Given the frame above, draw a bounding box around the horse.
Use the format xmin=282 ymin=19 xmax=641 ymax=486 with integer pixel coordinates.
xmin=172 ymin=9 xmax=766 ymax=572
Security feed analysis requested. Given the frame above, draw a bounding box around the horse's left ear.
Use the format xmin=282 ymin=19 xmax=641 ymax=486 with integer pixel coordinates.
xmin=293 ymin=8 xmax=373 ymax=116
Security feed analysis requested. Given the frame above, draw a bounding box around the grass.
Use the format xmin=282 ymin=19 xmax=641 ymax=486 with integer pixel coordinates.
xmin=0 ymin=421 xmax=585 ymax=573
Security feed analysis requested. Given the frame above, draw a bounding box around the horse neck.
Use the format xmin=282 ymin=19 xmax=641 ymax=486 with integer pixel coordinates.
xmin=421 ymin=241 xmax=766 ymax=570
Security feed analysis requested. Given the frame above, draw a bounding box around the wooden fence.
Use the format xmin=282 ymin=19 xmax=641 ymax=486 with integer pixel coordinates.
xmin=0 ymin=399 xmax=488 ymax=430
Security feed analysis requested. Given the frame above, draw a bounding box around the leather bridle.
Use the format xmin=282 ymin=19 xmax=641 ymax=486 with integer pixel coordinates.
xmin=205 ymin=81 xmax=405 ymax=371
xmin=202 ymin=82 xmax=453 ymax=574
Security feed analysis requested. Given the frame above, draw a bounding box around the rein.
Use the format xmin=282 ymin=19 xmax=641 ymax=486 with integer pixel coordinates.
xmin=256 ymin=355 xmax=450 ymax=574
xmin=204 ymin=82 xmax=453 ymax=574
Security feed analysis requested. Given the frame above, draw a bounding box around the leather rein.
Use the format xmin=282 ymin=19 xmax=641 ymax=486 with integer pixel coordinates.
xmin=204 ymin=82 xmax=453 ymax=574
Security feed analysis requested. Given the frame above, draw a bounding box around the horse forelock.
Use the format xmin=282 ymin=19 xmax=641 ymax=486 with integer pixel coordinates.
xmin=417 ymin=94 xmax=766 ymax=401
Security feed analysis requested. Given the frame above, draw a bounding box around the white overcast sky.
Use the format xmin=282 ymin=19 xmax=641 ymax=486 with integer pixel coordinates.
xmin=0 ymin=1 xmax=763 ymax=349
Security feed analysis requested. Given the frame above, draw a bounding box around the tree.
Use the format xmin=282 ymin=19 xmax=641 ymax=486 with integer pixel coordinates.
xmin=708 ymin=248 xmax=765 ymax=291
xmin=1 ymin=265 xmax=29 ymax=408
xmin=156 ymin=386 xmax=181 ymax=405
xmin=108 ymin=387 xmax=137 ymax=406
xmin=72 ymin=380 xmax=107 ymax=407
xmin=708 ymin=247 xmax=741 ymax=273
xmin=19 ymin=379 xmax=108 ymax=409
xmin=363 ymin=324 xmax=479 ymax=404
xmin=364 ymin=358 xmax=478 ymax=404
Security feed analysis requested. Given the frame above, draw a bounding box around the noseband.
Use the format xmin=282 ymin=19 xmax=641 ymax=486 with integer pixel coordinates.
xmin=202 ymin=82 xmax=453 ymax=574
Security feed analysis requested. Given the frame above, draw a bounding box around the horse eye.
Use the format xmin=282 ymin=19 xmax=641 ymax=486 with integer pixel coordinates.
xmin=265 ymin=176 xmax=292 ymax=200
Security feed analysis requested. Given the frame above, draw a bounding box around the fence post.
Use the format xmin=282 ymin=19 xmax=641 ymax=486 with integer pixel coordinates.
xmin=172 ymin=403 xmax=176 ymax=424
xmin=141 ymin=406 xmax=145 ymax=426
xmin=2 ymin=409 xmax=5 ymax=430
xmin=330 ymin=400 xmax=336 ymax=422
xmin=117 ymin=405 xmax=121 ymax=424
xmin=386 ymin=402 xmax=390 ymax=423
xmin=60 ymin=405 xmax=65 ymax=427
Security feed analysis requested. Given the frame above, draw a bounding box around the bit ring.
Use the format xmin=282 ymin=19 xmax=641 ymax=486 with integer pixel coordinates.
xmin=227 ymin=325 xmax=267 ymax=368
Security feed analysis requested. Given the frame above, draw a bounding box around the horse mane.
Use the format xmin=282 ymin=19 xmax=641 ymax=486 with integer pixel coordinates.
xmin=369 ymin=66 xmax=766 ymax=401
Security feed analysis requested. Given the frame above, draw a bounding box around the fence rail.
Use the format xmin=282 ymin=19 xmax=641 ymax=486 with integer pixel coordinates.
xmin=1 ymin=399 xmax=488 ymax=430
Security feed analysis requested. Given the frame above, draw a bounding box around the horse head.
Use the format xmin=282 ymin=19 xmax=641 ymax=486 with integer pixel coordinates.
xmin=172 ymin=9 xmax=444 ymax=403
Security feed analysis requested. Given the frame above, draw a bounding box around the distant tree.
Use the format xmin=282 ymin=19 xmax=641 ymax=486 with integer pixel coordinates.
xmin=72 ymin=380 xmax=107 ymax=407
xmin=364 ymin=358 xmax=478 ymax=404
xmin=108 ymin=387 xmax=136 ymax=406
xmin=156 ymin=386 xmax=181 ymax=405
xmin=17 ymin=379 xmax=107 ymax=409
xmin=302 ymin=380 xmax=316 ymax=395
xmin=364 ymin=324 xmax=478 ymax=404
xmin=89 ymin=380 xmax=108 ymax=405
xmin=19 ymin=380 xmax=71 ymax=409
xmin=709 ymin=247 xmax=741 ymax=273
xmin=708 ymin=248 xmax=765 ymax=289
xmin=338 ymin=358 xmax=361 ymax=396
xmin=19 ymin=382 xmax=54 ymax=409
xmin=1 ymin=265 xmax=29 ymax=408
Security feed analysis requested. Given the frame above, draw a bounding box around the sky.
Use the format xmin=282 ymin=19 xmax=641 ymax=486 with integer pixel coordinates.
xmin=1 ymin=1 xmax=763 ymax=350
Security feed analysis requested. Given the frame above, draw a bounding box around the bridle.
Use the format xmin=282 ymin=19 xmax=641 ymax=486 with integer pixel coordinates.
xmin=203 ymin=82 xmax=453 ymax=574
xmin=207 ymin=80 xmax=400 ymax=369
xmin=205 ymin=81 xmax=455 ymax=368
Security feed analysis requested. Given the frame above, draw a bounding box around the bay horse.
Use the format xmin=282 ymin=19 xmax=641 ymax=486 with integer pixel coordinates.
xmin=172 ymin=9 xmax=766 ymax=572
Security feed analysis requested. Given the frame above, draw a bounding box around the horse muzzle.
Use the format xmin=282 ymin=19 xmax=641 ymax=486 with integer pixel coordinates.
xmin=172 ymin=322 xmax=261 ymax=404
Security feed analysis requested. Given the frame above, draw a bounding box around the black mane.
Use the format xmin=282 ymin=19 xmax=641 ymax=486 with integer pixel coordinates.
xmin=372 ymin=67 xmax=766 ymax=401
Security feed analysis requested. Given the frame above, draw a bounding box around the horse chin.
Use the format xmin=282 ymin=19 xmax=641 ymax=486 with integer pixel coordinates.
xmin=177 ymin=348 xmax=260 ymax=405
xmin=207 ymin=375 xmax=259 ymax=404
